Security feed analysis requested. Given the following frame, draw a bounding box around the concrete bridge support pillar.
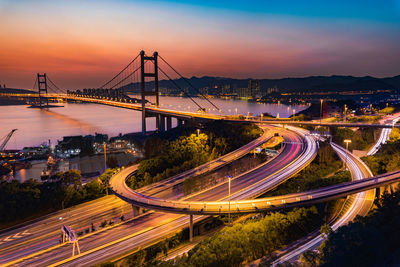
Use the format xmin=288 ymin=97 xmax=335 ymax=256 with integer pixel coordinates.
xmin=189 ymin=214 xmax=193 ymax=242
xmin=132 ymin=205 xmax=144 ymax=217
xmin=166 ymin=116 xmax=172 ymax=131
xmin=159 ymin=115 xmax=166 ymax=132
xmin=156 ymin=115 xmax=160 ymax=133
xmin=177 ymin=118 xmax=183 ymax=127
xmin=142 ymin=114 xmax=146 ymax=135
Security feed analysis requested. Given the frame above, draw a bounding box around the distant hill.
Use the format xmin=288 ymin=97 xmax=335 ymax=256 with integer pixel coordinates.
xmin=121 ymin=75 xmax=400 ymax=94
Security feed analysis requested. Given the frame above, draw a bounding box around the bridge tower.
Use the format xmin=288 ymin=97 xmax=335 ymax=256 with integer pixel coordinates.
xmin=37 ymin=73 xmax=49 ymax=108
xmin=140 ymin=50 xmax=159 ymax=135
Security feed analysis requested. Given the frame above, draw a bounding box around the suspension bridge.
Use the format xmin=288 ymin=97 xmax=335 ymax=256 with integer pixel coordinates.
xmin=1 ymin=50 xmax=399 ymax=135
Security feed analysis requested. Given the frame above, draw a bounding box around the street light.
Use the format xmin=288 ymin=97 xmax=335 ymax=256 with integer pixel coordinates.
xmin=344 ymin=104 xmax=347 ymax=121
xmin=197 ymin=129 xmax=200 ymax=137
xmin=226 ymin=175 xmax=233 ymax=226
xmin=320 ymin=99 xmax=323 ymax=125
xmin=260 ymin=113 xmax=264 ymax=122
xmin=104 ymin=142 xmax=108 ymax=195
xmin=344 ymin=139 xmax=352 ymax=170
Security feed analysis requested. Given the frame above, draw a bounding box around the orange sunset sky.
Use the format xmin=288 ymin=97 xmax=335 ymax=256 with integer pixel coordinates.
xmin=1 ymin=0 xmax=400 ymax=89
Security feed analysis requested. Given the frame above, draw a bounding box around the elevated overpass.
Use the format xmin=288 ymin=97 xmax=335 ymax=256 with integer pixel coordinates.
xmin=111 ymin=150 xmax=399 ymax=215
xmin=110 ymin=126 xmax=318 ymax=215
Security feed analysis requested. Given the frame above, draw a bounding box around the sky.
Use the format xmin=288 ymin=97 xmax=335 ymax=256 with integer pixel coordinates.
xmin=0 ymin=0 xmax=400 ymax=89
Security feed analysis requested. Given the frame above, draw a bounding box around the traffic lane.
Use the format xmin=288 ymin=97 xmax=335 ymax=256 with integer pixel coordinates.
xmin=188 ymin=142 xmax=301 ymax=202
xmin=0 ymin=202 xmax=133 ymax=264
xmin=18 ymin=212 xmax=186 ymax=267
xmin=0 ymin=196 xmax=128 ymax=254
xmin=272 ymin=143 xmax=374 ymax=264
xmin=58 ymin=215 xmax=204 ymax=267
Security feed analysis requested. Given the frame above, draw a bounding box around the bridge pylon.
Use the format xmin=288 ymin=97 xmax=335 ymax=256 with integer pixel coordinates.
xmin=37 ymin=73 xmax=49 ymax=108
xmin=140 ymin=50 xmax=159 ymax=135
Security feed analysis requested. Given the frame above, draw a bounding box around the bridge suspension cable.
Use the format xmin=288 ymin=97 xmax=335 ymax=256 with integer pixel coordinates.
xmin=109 ymin=64 xmax=142 ymax=90
xmin=157 ymin=65 xmax=203 ymax=110
xmin=99 ymin=53 xmax=140 ymax=89
xmin=158 ymin=54 xmax=220 ymax=111
xmin=31 ymin=76 xmax=38 ymax=91
xmin=47 ymin=75 xmax=67 ymax=94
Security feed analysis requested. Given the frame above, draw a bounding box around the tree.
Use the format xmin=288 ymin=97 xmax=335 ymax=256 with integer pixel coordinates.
xmin=320 ymin=224 xmax=332 ymax=240
xmin=61 ymin=170 xmax=82 ymax=189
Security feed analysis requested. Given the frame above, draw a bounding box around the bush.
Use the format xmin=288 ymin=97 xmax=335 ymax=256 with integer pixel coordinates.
xmin=362 ymin=139 xmax=400 ymax=175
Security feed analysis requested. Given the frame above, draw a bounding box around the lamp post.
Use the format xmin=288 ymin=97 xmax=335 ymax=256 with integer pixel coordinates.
xmin=197 ymin=129 xmax=200 ymax=137
xmin=104 ymin=142 xmax=108 ymax=195
xmin=103 ymin=142 xmax=107 ymax=171
xmin=320 ymin=99 xmax=323 ymax=125
xmin=260 ymin=113 xmax=264 ymax=122
xmin=344 ymin=139 xmax=352 ymax=170
xmin=344 ymin=104 xmax=347 ymax=121
xmin=226 ymin=175 xmax=233 ymax=225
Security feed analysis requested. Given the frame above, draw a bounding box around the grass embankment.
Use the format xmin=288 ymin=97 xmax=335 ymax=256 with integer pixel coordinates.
xmin=362 ymin=131 xmax=400 ymax=175
xmin=182 ymin=154 xmax=269 ymax=196
xmin=346 ymin=115 xmax=381 ymax=123
xmin=182 ymin=134 xmax=282 ymax=196
xmin=331 ymin=127 xmax=377 ymax=151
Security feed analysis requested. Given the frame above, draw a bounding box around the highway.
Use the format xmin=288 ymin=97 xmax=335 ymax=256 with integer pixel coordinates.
xmin=272 ymin=115 xmax=400 ymax=265
xmin=367 ymin=113 xmax=400 ymax=155
xmin=113 ymin=139 xmax=400 ymax=216
xmin=0 ymin=125 xmax=309 ymax=266
xmin=6 ymin=127 xmax=313 ymax=266
xmin=109 ymin=126 xmax=317 ymax=214
xmin=271 ymin=142 xmax=375 ymax=265
xmin=0 ymin=125 xmax=273 ymax=265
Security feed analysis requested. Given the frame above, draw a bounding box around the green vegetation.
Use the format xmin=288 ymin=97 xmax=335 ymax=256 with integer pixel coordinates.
xmin=298 ymin=188 xmax=400 ymax=267
xmin=127 ymin=121 xmax=262 ymax=189
xmin=379 ymin=106 xmax=396 ymax=115
xmin=331 ymin=127 xmax=376 ymax=151
xmin=161 ymin=207 xmax=321 ymax=267
xmin=389 ymin=127 xmax=400 ymax=142
xmin=291 ymin=113 xmax=309 ymax=121
xmin=363 ymin=139 xmax=400 ymax=175
xmin=264 ymin=142 xmax=349 ymax=197
xmin=0 ymin=168 xmax=119 ymax=227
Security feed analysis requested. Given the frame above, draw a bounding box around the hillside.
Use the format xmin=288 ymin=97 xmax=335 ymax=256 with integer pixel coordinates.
xmin=121 ymin=74 xmax=400 ymax=94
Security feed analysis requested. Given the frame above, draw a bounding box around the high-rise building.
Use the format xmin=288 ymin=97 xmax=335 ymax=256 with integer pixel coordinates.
xmin=248 ymin=79 xmax=260 ymax=98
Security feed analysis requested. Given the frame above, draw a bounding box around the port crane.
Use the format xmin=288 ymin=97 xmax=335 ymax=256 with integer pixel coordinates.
xmin=0 ymin=129 xmax=17 ymax=151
